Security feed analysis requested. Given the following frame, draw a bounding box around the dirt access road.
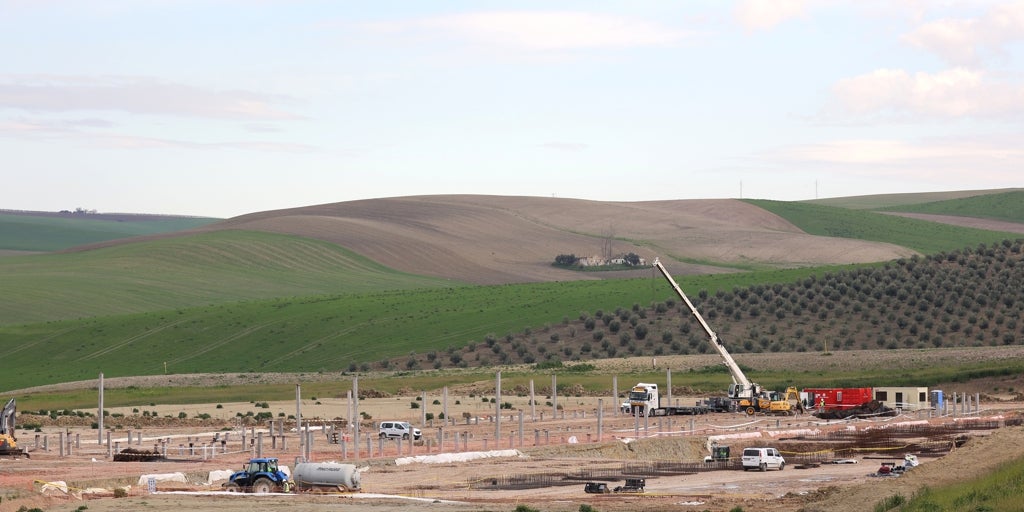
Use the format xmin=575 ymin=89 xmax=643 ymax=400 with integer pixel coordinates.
xmin=4 ymin=396 xmax=1023 ymax=512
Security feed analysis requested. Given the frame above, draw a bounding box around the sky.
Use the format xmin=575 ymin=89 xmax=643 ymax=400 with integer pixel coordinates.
xmin=1 ymin=0 xmax=1023 ymax=218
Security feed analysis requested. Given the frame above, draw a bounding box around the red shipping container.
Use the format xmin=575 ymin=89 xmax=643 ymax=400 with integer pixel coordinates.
xmin=803 ymin=388 xmax=873 ymax=411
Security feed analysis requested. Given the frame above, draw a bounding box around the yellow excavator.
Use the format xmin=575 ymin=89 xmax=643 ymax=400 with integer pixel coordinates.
xmin=1 ymin=398 xmax=28 ymax=458
xmin=738 ymin=386 xmax=805 ymax=416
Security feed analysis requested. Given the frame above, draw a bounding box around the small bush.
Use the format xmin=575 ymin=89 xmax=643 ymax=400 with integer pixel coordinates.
xmin=874 ymin=493 xmax=905 ymax=512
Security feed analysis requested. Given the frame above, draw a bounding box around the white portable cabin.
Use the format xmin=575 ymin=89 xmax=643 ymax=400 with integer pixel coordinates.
xmin=873 ymin=387 xmax=929 ymax=411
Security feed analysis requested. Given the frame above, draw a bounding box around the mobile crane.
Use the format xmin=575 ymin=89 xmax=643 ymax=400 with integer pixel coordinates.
xmin=652 ymin=258 xmax=802 ymax=416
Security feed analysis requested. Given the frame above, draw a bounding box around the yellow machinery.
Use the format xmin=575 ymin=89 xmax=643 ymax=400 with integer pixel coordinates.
xmin=738 ymin=387 xmax=805 ymax=416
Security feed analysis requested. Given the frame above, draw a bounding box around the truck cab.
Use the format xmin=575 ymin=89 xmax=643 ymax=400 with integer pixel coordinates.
xmin=627 ymin=383 xmax=659 ymax=416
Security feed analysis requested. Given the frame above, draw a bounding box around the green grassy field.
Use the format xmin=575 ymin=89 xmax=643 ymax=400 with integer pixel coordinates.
xmin=877 ymin=189 xmax=1024 ymax=223
xmin=0 ymin=275 xmax=719 ymax=391
xmin=805 ymin=188 xmax=1018 ymax=210
xmin=0 ymin=259 xmax=885 ymax=392
xmin=0 ymin=212 xmax=218 ymax=252
xmin=744 ymin=199 xmax=1020 ymax=254
xmin=0 ymin=230 xmax=457 ymax=324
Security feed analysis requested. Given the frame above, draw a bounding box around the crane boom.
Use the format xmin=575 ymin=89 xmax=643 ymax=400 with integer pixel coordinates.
xmin=652 ymin=258 xmax=758 ymax=400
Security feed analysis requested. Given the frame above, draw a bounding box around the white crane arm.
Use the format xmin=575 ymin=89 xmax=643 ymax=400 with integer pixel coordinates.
xmin=652 ymin=259 xmax=755 ymax=398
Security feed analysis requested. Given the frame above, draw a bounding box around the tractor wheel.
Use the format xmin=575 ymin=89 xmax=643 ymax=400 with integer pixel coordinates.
xmin=223 ymin=482 xmax=242 ymax=493
xmin=746 ymin=407 xmax=756 ymax=416
xmin=252 ymin=478 xmax=274 ymax=494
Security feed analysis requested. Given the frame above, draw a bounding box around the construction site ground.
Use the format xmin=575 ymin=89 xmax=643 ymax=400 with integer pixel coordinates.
xmin=3 ymin=393 xmax=1024 ymax=512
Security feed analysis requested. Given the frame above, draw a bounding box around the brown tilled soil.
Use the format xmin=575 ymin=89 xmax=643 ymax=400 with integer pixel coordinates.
xmin=49 ymin=195 xmax=1024 ymax=286
xmin=180 ymin=196 xmax=917 ymax=284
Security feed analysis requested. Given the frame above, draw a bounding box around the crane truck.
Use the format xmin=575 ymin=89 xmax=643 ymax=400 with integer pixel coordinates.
xmin=651 ymin=258 xmax=803 ymax=416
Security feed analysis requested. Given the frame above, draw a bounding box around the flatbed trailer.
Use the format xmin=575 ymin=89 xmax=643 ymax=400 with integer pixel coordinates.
xmin=630 ymin=404 xmax=711 ymax=416
xmin=659 ymin=405 xmax=710 ymax=415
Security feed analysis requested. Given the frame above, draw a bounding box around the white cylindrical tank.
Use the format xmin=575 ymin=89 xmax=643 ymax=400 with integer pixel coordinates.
xmin=293 ymin=462 xmax=361 ymax=492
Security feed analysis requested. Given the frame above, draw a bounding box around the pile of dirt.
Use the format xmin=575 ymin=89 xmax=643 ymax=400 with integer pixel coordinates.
xmin=814 ymin=400 xmax=896 ymax=420
xmin=523 ymin=435 xmax=707 ymax=461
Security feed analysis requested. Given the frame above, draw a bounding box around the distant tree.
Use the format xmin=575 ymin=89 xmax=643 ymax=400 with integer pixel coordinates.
xmin=553 ymin=254 xmax=578 ymax=266
xmin=609 ymin=319 xmax=621 ymax=333
xmin=634 ymin=324 xmax=648 ymax=340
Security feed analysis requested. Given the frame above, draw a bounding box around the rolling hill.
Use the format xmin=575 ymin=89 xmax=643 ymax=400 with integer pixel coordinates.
xmin=2 ymin=189 xmax=1023 ymax=391
xmin=133 ymin=195 xmax=920 ymax=283
xmin=0 ymin=210 xmax=219 ymax=254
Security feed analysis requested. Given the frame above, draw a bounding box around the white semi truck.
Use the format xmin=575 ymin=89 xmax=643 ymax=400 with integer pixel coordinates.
xmin=625 ymin=382 xmax=710 ymax=416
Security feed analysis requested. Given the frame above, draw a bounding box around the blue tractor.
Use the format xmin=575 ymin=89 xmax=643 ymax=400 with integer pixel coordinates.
xmin=223 ymin=457 xmax=291 ymax=493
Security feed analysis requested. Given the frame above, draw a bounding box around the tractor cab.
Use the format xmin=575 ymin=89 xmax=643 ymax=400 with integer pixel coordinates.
xmin=224 ymin=457 xmax=290 ymax=493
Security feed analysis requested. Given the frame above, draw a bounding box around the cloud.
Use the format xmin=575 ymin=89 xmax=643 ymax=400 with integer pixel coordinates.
xmin=763 ymin=137 xmax=1024 ymax=179
xmin=0 ymin=75 xmax=304 ymax=121
xmin=363 ymin=11 xmax=687 ymax=51
xmin=831 ymin=67 xmax=1024 ymax=120
xmin=902 ymin=2 xmax=1024 ymax=66
xmin=0 ymin=116 xmax=315 ymax=153
xmin=733 ymin=0 xmax=809 ymax=30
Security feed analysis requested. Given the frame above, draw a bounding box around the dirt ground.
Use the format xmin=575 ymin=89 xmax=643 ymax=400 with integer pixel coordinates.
xmin=4 ymin=391 xmax=1023 ymax=512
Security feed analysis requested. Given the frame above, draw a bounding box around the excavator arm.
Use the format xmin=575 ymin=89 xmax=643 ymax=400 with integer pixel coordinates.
xmin=1 ymin=398 xmax=14 ymax=437
xmin=1 ymin=397 xmax=27 ymax=457
xmin=652 ymin=259 xmax=758 ymax=400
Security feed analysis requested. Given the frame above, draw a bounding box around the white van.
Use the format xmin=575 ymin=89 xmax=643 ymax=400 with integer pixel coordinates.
xmin=741 ymin=447 xmax=785 ymax=471
xmin=378 ymin=421 xmax=422 ymax=440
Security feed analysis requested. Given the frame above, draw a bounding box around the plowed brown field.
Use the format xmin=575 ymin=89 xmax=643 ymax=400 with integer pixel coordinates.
xmin=187 ymin=196 xmax=916 ymax=284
